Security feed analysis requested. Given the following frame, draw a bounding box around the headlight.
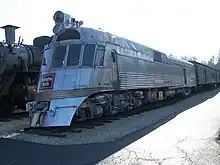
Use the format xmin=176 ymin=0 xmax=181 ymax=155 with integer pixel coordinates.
xmin=53 ymin=23 xmax=62 ymax=34
xmin=37 ymin=101 xmax=49 ymax=111
xmin=53 ymin=11 xmax=64 ymax=23
xmin=52 ymin=10 xmax=84 ymax=35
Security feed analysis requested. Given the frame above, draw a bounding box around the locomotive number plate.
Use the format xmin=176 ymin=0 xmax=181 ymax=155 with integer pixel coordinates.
xmin=39 ymin=73 xmax=55 ymax=90
xmin=26 ymin=101 xmax=37 ymax=112
xmin=26 ymin=101 xmax=49 ymax=112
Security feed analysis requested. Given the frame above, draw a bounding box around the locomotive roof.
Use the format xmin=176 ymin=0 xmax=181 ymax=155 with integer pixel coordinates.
xmin=80 ymin=27 xmax=160 ymax=53
xmin=189 ymin=60 xmax=220 ymax=72
xmin=79 ymin=27 xmax=193 ymax=66
xmin=169 ymin=56 xmax=194 ymax=66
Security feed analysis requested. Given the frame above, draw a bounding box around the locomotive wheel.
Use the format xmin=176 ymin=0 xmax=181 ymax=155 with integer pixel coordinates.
xmin=183 ymin=88 xmax=191 ymax=97
xmin=0 ymin=95 xmax=14 ymax=117
xmin=11 ymin=84 xmax=29 ymax=110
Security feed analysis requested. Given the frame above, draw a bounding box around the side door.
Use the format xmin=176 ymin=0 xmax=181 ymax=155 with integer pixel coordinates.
xmin=204 ymin=68 xmax=207 ymax=83
xmin=110 ymin=50 xmax=120 ymax=90
xmin=182 ymin=68 xmax=187 ymax=85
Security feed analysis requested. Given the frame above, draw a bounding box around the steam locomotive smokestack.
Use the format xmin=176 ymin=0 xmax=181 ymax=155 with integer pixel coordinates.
xmin=0 ymin=25 xmax=20 ymax=43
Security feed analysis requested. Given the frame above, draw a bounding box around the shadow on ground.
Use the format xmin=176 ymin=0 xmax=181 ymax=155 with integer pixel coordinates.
xmin=1 ymin=88 xmax=220 ymax=165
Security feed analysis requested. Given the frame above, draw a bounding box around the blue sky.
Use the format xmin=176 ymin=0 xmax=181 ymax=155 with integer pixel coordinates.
xmin=0 ymin=0 xmax=220 ymax=62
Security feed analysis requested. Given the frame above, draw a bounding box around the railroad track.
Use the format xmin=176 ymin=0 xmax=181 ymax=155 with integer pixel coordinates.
xmin=0 ymin=110 xmax=28 ymax=122
xmin=22 ymin=93 xmax=191 ymax=138
xmin=1 ymin=86 xmax=216 ymax=138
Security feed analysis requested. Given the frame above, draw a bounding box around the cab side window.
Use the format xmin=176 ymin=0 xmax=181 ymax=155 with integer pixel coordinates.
xmin=94 ymin=45 xmax=105 ymax=66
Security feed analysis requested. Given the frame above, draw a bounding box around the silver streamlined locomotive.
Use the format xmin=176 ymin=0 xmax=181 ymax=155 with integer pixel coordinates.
xmin=26 ymin=10 xmax=220 ymax=128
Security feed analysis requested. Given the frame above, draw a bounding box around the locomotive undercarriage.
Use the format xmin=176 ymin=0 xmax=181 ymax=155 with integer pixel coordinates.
xmin=0 ymin=71 xmax=38 ymax=117
xmin=74 ymin=87 xmax=191 ymax=121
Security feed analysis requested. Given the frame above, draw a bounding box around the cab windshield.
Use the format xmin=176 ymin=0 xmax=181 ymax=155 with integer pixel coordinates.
xmin=67 ymin=44 xmax=81 ymax=66
xmin=50 ymin=45 xmax=67 ymax=68
xmin=49 ymin=43 xmax=103 ymax=69
xmin=50 ymin=44 xmax=82 ymax=69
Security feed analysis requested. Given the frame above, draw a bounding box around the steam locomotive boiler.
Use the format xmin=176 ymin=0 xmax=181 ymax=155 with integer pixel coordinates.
xmin=0 ymin=25 xmax=46 ymax=116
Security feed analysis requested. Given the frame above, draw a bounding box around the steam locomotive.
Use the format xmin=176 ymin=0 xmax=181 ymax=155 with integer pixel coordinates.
xmin=26 ymin=10 xmax=220 ymax=127
xmin=0 ymin=25 xmax=46 ymax=116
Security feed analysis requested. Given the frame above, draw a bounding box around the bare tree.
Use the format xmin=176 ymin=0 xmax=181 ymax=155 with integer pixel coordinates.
xmin=179 ymin=52 xmax=220 ymax=70
xmin=181 ymin=56 xmax=190 ymax=61
xmin=189 ymin=56 xmax=198 ymax=61
xmin=207 ymin=56 xmax=215 ymax=68
xmin=201 ymin=61 xmax=207 ymax=65
xmin=215 ymin=50 xmax=220 ymax=70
